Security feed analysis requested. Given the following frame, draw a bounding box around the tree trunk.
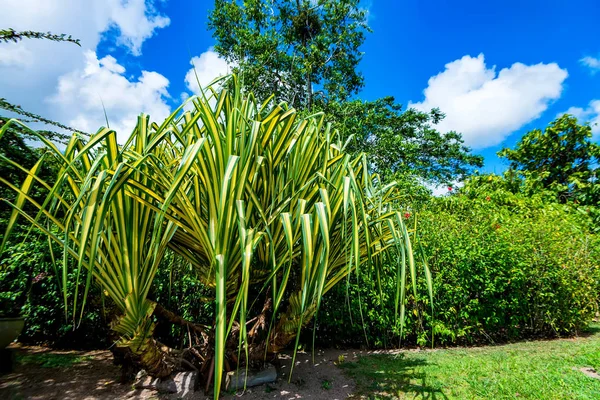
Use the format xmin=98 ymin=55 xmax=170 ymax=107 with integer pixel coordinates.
xmin=111 ymin=331 xmax=174 ymax=381
xmin=129 ymin=336 xmax=174 ymax=379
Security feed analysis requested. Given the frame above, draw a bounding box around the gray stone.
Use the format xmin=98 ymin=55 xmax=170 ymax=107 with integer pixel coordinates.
xmin=225 ymin=364 xmax=278 ymax=391
xmin=134 ymin=370 xmax=198 ymax=397
xmin=579 ymin=367 xmax=600 ymax=380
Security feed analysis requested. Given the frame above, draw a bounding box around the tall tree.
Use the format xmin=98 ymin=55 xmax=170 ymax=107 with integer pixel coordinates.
xmin=208 ymin=0 xmax=369 ymax=109
xmin=327 ymin=97 xmax=484 ymax=185
xmin=498 ymin=114 xmax=600 ymax=204
xmin=208 ymin=2 xmax=483 ymax=187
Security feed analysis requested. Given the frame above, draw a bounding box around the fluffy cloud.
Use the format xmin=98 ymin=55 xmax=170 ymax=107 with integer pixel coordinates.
xmin=0 ymin=0 xmax=170 ymax=139
xmin=580 ymin=56 xmax=600 ymax=74
xmin=410 ymin=54 xmax=568 ymax=149
xmin=48 ymin=51 xmax=171 ymax=142
xmin=184 ymin=49 xmax=232 ymax=95
xmin=0 ymin=43 xmax=34 ymax=67
xmin=563 ymin=100 xmax=600 ymax=138
xmin=105 ymin=0 xmax=170 ymax=56
xmin=0 ymin=0 xmax=169 ymax=55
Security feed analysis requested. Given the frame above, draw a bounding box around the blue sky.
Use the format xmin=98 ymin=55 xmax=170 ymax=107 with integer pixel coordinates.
xmin=358 ymin=0 xmax=600 ymax=173
xmin=1 ymin=0 xmax=599 ymax=178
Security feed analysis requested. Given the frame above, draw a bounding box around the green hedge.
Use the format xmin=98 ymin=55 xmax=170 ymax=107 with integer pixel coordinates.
xmin=0 ymin=234 xmax=110 ymax=349
xmin=0 ymin=231 xmax=213 ymax=349
xmin=314 ymin=196 xmax=600 ymax=348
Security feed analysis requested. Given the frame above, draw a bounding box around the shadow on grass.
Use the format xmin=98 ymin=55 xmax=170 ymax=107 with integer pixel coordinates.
xmin=340 ymin=353 xmax=448 ymax=399
xmin=16 ymin=352 xmax=93 ymax=368
xmin=579 ymin=323 xmax=600 ymax=337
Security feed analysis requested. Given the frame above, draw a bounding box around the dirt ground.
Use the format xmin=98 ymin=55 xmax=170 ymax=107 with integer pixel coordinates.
xmin=0 ymin=344 xmax=362 ymax=399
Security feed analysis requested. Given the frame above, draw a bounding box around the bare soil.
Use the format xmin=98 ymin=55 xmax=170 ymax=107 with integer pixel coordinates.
xmin=0 ymin=344 xmax=360 ymax=399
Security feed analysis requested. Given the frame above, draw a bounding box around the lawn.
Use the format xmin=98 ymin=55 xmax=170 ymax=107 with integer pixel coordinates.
xmin=341 ymin=324 xmax=600 ymax=399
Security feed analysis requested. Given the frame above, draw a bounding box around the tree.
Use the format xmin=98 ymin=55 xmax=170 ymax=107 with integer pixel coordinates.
xmin=208 ymin=3 xmax=483 ymax=187
xmin=1 ymin=76 xmax=431 ymax=398
xmin=208 ymin=0 xmax=369 ymax=109
xmin=326 ymin=97 xmax=484 ymax=186
xmin=498 ymin=114 xmax=600 ymax=205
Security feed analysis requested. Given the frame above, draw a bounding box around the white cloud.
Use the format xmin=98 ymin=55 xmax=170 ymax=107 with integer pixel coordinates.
xmin=410 ymin=54 xmax=568 ymax=149
xmin=0 ymin=0 xmax=170 ymax=55
xmin=0 ymin=0 xmax=170 ymax=139
xmin=0 ymin=43 xmax=34 ymax=67
xmin=184 ymin=49 xmax=232 ymax=95
xmin=580 ymin=56 xmax=600 ymax=74
xmin=48 ymin=51 xmax=171 ymax=143
xmin=563 ymin=100 xmax=600 ymax=138
xmin=106 ymin=0 xmax=170 ymax=56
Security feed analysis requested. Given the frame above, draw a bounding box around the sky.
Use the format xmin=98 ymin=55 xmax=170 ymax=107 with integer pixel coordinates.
xmin=1 ymin=0 xmax=599 ymax=184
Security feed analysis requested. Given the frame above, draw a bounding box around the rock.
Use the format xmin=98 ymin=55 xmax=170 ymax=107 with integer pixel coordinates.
xmin=579 ymin=367 xmax=600 ymax=380
xmin=172 ymin=371 xmax=198 ymax=397
xmin=134 ymin=370 xmax=198 ymax=397
xmin=226 ymin=364 xmax=278 ymax=391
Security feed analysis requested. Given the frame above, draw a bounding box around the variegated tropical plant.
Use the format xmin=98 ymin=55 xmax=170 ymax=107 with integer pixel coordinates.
xmin=0 ymin=75 xmax=431 ymax=398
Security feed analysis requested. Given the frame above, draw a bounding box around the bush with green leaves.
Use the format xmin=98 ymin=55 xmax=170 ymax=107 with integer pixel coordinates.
xmin=316 ymin=194 xmax=600 ymax=347
xmin=1 ymin=76 xmax=429 ymax=397
xmin=0 ymin=231 xmax=110 ymax=348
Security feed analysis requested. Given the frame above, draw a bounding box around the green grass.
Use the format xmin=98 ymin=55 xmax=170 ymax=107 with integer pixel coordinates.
xmin=16 ymin=352 xmax=93 ymax=368
xmin=341 ymin=324 xmax=600 ymax=399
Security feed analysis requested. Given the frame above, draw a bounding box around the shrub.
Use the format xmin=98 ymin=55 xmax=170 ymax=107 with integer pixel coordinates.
xmin=0 ymin=231 xmax=110 ymax=349
xmin=315 ymin=195 xmax=600 ymax=347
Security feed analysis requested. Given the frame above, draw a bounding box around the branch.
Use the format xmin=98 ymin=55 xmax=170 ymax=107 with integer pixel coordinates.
xmin=1 ymin=98 xmax=86 ymax=136
xmin=153 ymin=302 xmax=210 ymax=339
xmin=0 ymin=28 xmax=81 ymax=46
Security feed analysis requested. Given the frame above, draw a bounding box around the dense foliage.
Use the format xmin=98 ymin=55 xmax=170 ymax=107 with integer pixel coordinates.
xmin=209 ymin=0 xmax=369 ymax=108
xmin=0 ymin=234 xmax=110 ymax=348
xmin=498 ymin=114 xmax=600 ymax=206
xmin=324 ymin=97 xmax=484 ymax=185
xmin=1 ymin=76 xmax=428 ymax=398
xmin=316 ymin=193 xmax=600 ymax=347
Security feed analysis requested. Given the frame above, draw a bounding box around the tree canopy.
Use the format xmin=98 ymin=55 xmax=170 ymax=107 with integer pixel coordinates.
xmin=208 ymin=1 xmax=483 ymax=187
xmin=498 ymin=114 xmax=600 ymax=205
xmin=326 ymin=97 xmax=484 ymax=185
xmin=209 ymin=0 xmax=369 ymax=109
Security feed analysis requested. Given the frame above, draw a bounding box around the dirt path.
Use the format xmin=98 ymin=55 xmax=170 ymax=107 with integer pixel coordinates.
xmin=218 ymin=349 xmax=357 ymax=400
xmin=0 ymin=345 xmax=360 ymax=399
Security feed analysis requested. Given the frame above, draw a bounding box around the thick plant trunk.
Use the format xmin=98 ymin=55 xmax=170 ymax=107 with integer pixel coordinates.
xmin=129 ymin=336 xmax=174 ymax=379
xmin=111 ymin=331 xmax=174 ymax=382
xmin=111 ymin=301 xmax=177 ymax=380
xmin=113 ymin=339 xmax=174 ymax=380
xmin=111 ymin=297 xmax=315 ymax=382
xmin=268 ymin=294 xmax=316 ymax=354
